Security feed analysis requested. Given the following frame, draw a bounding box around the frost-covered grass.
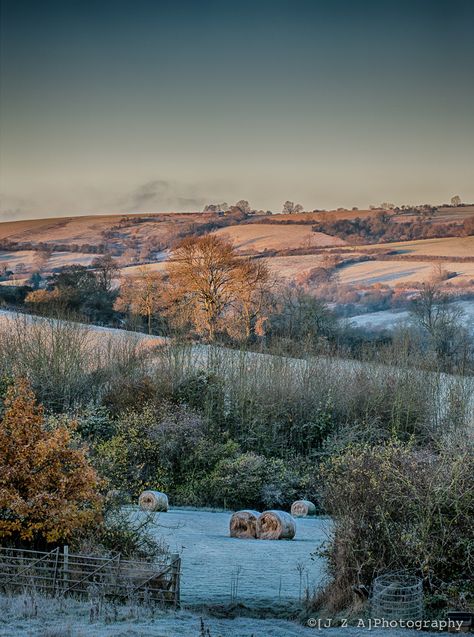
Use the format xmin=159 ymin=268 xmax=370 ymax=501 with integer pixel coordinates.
xmin=0 ymin=592 xmax=317 ymax=636
xmin=350 ymin=299 xmax=474 ymax=334
xmin=142 ymin=508 xmax=329 ymax=610
xmin=0 ymin=592 xmax=448 ymax=637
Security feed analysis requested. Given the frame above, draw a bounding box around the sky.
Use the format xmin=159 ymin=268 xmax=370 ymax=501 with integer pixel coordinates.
xmin=1 ymin=0 xmax=473 ymax=221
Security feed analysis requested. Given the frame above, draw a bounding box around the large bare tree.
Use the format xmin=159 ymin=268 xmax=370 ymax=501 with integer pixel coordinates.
xmin=410 ymin=280 xmax=467 ymax=369
xmin=166 ymin=235 xmax=270 ymax=341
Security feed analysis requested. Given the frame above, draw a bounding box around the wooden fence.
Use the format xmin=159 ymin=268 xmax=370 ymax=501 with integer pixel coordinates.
xmin=0 ymin=546 xmax=180 ymax=607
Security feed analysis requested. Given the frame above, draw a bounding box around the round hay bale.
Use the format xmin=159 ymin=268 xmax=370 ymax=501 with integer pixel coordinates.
xmin=106 ymin=489 xmax=128 ymax=505
xmin=229 ymin=510 xmax=260 ymax=539
xmin=138 ymin=490 xmax=168 ymax=512
xmin=291 ymin=499 xmax=317 ymax=517
xmin=256 ymin=510 xmax=296 ymax=540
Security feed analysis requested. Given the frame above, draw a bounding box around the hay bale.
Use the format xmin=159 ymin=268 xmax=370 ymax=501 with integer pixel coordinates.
xmin=290 ymin=499 xmax=317 ymax=517
xmin=138 ymin=490 xmax=168 ymax=512
xmin=256 ymin=510 xmax=296 ymax=540
xmin=229 ymin=510 xmax=260 ymax=539
xmin=106 ymin=489 xmax=128 ymax=505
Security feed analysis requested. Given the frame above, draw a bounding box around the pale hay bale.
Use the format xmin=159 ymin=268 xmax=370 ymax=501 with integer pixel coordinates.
xmin=106 ymin=489 xmax=128 ymax=505
xmin=229 ymin=510 xmax=260 ymax=539
xmin=138 ymin=490 xmax=169 ymax=512
xmin=256 ymin=510 xmax=296 ymax=540
xmin=290 ymin=499 xmax=317 ymax=517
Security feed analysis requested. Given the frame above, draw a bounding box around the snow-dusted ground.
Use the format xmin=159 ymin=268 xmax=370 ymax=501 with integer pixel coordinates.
xmin=350 ymin=299 xmax=474 ymax=333
xmin=0 ymin=507 xmax=444 ymax=636
xmin=142 ymin=508 xmax=328 ymax=609
xmin=0 ymin=598 xmax=317 ymax=637
xmin=0 ymin=594 xmax=450 ymax=637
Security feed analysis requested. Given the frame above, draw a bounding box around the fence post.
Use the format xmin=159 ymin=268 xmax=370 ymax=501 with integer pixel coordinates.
xmin=52 ymin=547 xmax=60 ymax=592
xmin=63 ymin=545 xmax=69 ymax=592
xmin=170 ymin=553 xmax=180 ymax=608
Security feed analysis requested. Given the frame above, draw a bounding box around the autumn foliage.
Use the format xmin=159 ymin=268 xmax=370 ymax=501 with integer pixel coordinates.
xmin=166 ymin=235 xmax=271 ymax=340
xmin=0 ymin=379 xmax=102 ymax=547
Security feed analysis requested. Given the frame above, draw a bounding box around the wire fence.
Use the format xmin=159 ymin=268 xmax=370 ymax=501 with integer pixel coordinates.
xmin=371 ymin=573 xmax=423 ymax=621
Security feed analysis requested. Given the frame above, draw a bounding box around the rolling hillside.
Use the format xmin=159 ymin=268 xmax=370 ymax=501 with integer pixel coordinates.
xmin=212 ymin=223 xmax=346 ymax=252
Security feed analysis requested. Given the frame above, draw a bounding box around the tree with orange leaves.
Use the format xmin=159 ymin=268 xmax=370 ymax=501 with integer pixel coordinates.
xmin=167 ymin=235 xmax=271 ymax=341
xmin=0 ymin=379 xmax=102 ymax=548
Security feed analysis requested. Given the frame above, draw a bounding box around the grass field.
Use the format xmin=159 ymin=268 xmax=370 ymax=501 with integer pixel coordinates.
xmin=0 ymin=595 xmax=445 ymax=636
xmin=213 ymin=223 xmax=346 ymax=252
xmin=358 ymin=236 xmax=474 ymax=258
xmin=338 ymin=260 xmax=474 ymax=285
xmin=144 ymin=507 xmax=327 ymax=608
xmin=0 ymin=249 xmax=101 ymax=273
xmin=0 ymin=212 xmax=215 ymax=248
xmin=261 ymin=253 xmax=474 ymax=286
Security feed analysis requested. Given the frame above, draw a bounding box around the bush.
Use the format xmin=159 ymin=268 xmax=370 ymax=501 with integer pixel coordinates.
xmin=76 ymin=404 xmax=115 ymax=441
xmin=315 ymin=441 xmax=474 ymax=613
xmin=101 ymin=375 xmax=158 ymax=415
xmin=76 ymin=504 xmax=167 ymax=560
xmin=95 ymin=402 xmax=239 ymax=502
xmin=0 ymin=379 xmax=103 ymax=549
xmin=201 ymin=452 xmax=300 ymax=510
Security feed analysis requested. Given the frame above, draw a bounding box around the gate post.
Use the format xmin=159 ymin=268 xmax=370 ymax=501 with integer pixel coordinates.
xmin=63 ymin=545 xmax=69 ymax=592
xmin=170 ymin=553 xmax=181 ymax=608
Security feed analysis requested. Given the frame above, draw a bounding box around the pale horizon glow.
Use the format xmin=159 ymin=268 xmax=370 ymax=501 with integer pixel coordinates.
xmin=1 ymin=0 xmax=473 ymax=221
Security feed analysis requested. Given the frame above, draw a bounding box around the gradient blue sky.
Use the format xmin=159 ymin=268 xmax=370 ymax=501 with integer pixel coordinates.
xmin=1 ymin=0 xmax=473 ymax=220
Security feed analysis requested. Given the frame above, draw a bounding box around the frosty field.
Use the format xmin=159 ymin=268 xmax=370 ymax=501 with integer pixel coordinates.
xmin=143 ymin=508 xmax=329 ymax=609
xmin=0 ymin=509 xmax=448 ymax=636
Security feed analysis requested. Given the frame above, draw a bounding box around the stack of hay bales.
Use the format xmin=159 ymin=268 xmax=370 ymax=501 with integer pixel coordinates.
xmin=229 ymin=509 xmax=296 ymax=540
xmin=229 ymin=510 xmax=260 ymax=538
xmin=290 ymin=499 xmax=316 ymax=517
xmin=138 ymin=490 xmax=168 ymax=512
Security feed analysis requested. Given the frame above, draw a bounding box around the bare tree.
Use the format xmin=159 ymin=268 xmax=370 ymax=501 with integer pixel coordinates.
xmin=233 ymin=200 xmax=251 ymax=215
xmin=450 ymin=195 xmax=461 ymax=207
xmin=166 ymin=235 xmax=271 ymax=341
xmin=282 ymin=201 xmax=303 ymax=214
xmin=33 ymin=247 xmax=53 ymax=274
xmin=231 ymin=258 xmax=272 ymax=341
xmin=430 ymin=262 xmax=449 ymax=284
xmin=91 ymin=254 xmax=118 ymax=293
xmin=166 ymin=236 xmax=239 ymax=340
xmin=203 ymin=202 xmax=229 ymax=213
xmin=114 ymin=267 xmax=164 ymax=334
xmin=410 ymin=281 xmax=467 ymax=369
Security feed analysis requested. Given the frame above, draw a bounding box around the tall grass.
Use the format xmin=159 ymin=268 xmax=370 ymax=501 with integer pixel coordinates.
xmin=1 ymin=314 xmax=472 ymax=450
xmin=151 ymin=343 xmax=474 ymax=454
xmin=0 ymin=315 xmax=151 ymax=411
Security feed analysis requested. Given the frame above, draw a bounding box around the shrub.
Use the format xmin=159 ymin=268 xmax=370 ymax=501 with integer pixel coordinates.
xmin=94 ymin=403 xmax=235 ymax=500
xmin=315 ymin=442 xmax=474 ymax=612
xmin=202 ymin=452 xmax=299 ymax=510
xmin=76 ymin=504 xmax=167 ymax=560
xmin=0 ymin=379 xmax=103 ymax=548
xmin=169 ymin=369 xmax=228 ymax=434
xmin=101 ymin=375 xmax=158 ymax=415
xmin=76 ymin=404 xmax=115 ymax=441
